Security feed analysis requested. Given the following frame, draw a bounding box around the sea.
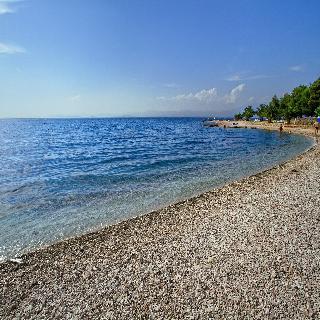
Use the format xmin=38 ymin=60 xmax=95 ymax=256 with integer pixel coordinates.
xmin=0 ymin=118 xmax=314 ymax=261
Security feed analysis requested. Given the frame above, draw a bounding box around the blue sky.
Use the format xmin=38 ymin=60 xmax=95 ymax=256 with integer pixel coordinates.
xmin=0 ymin=0 xmax=319 ymax=117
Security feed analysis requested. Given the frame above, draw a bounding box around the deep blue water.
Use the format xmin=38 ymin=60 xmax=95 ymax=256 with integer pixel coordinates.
xmin=0 ymin=118 xmax=314 ymax=260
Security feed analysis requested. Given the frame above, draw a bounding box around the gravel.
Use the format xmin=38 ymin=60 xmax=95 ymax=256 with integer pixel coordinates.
xmin=1 ymin=125 xmax=319 ymax=319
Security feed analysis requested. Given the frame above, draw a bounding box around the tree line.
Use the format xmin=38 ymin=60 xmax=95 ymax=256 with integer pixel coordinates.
xmin=234 ymin=77 xmax=320 ymax=123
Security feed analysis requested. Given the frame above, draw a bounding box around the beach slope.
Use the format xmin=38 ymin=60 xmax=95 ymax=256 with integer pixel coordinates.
xmin=1 ymin=127 xmax=320 ymax=319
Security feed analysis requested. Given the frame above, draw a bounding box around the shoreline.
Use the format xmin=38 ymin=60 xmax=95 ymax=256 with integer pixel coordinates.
xmin=1 ymin=122 xmax=320 ymax=318
xmin=0 ymin=121 xmax=315 ymax=262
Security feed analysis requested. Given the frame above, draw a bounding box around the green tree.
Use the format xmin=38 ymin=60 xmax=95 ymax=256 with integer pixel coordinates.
xmin=234 ymin=112 xmax=242 ymax=120
xmin=233 ymin=76 xmax=320 ymax=122
xmin=291 ymin=85 xmax=311 ymax=116
xmin=308 ymin=78 xmax=320 ymax=115
xmin=242 ymin=105 xmax=255 ymax=120
xmin=280 ymin=93 xmax=295 ymax=123
xmin=266 ymin=95 xmax=281 ymax=122
xmin=256 ymin=104 xmax=268 ymax=120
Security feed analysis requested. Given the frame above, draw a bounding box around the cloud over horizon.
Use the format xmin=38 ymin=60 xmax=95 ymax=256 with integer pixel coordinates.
xmin=157 ymin=84 xmax=245 ymax=106
xmin=157 ymin=87 xmax=218 ymax=103
xmin=224 ymin=83 xmax=245 ymax=103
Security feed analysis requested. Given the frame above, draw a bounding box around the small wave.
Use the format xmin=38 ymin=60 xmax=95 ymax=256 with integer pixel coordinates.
xmin=0 ymin=118 xmax=313 ymax=259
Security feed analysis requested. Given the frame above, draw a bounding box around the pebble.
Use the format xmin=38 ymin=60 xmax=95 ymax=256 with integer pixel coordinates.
xmin=0 ymin=125 xmax=319 ymax=319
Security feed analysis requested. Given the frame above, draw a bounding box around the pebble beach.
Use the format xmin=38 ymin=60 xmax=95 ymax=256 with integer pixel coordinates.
xmin=1 ymin=124 xmax=319 ymax=319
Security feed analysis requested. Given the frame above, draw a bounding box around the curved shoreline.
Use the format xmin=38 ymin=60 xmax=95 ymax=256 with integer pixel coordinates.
xmin=0 ymin=122 xmax=312 ymax=262
xmin=0 ymin=122 xmax=314 ymax=262
xmin=1 ymin=123 xmax=320 ymax=318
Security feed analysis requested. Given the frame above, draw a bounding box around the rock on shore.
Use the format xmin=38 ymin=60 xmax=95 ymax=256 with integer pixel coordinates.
xmin=1 ymin=127 xmax=320 ymax=319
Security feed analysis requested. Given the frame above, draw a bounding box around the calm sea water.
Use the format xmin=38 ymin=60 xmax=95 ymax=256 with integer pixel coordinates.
xmin=0 ymin=118 xmax=314 ymax=260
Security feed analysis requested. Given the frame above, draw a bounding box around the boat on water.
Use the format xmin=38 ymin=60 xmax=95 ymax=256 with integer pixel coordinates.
xmin=203 ymin=118 xmax=219 ymax=127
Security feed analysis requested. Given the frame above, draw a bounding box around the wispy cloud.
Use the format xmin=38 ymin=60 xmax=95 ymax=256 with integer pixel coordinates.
xmin=0 ymin=0 xmax=22 ymax=15
xmin=224 ymin=83 xmax=245 ymax=103
xmin=289 ymin=65 xmax=304 ymax=72
xmin=0 ymin=42 xmax=25 ymax=54
xmin=163 ymin=82 xmax=181 ymax=88
xmin=225 ymin=73 xmax=269 ymax=81
xmin=69 ymin=94 xmax=81 ymax=102
xmin=225 ymin=74 xmax=242 ymax=81
xmin=0 ymin=2 xmax=13 ymax=14
xmin=157 ymin=88 xmax=218 ymax=103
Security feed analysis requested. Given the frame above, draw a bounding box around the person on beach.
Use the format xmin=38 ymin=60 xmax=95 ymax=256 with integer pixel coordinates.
xmin=279 ymin=124 xmax=283 ymax=132
xmin=314 ymin=121 xmax=319 ymax=135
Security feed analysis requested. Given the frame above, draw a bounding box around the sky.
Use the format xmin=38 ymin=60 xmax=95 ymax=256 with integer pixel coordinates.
xmin=0 ymin=0 xmax=320 ymax=118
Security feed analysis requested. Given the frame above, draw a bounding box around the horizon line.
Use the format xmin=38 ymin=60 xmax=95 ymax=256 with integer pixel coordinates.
xmin=0 ymin=115 xmax=234 ymax=120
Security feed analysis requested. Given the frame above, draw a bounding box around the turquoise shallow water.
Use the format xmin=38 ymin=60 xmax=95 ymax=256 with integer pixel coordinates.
xmin=0 ymin=118 xmax=314 ymax=260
